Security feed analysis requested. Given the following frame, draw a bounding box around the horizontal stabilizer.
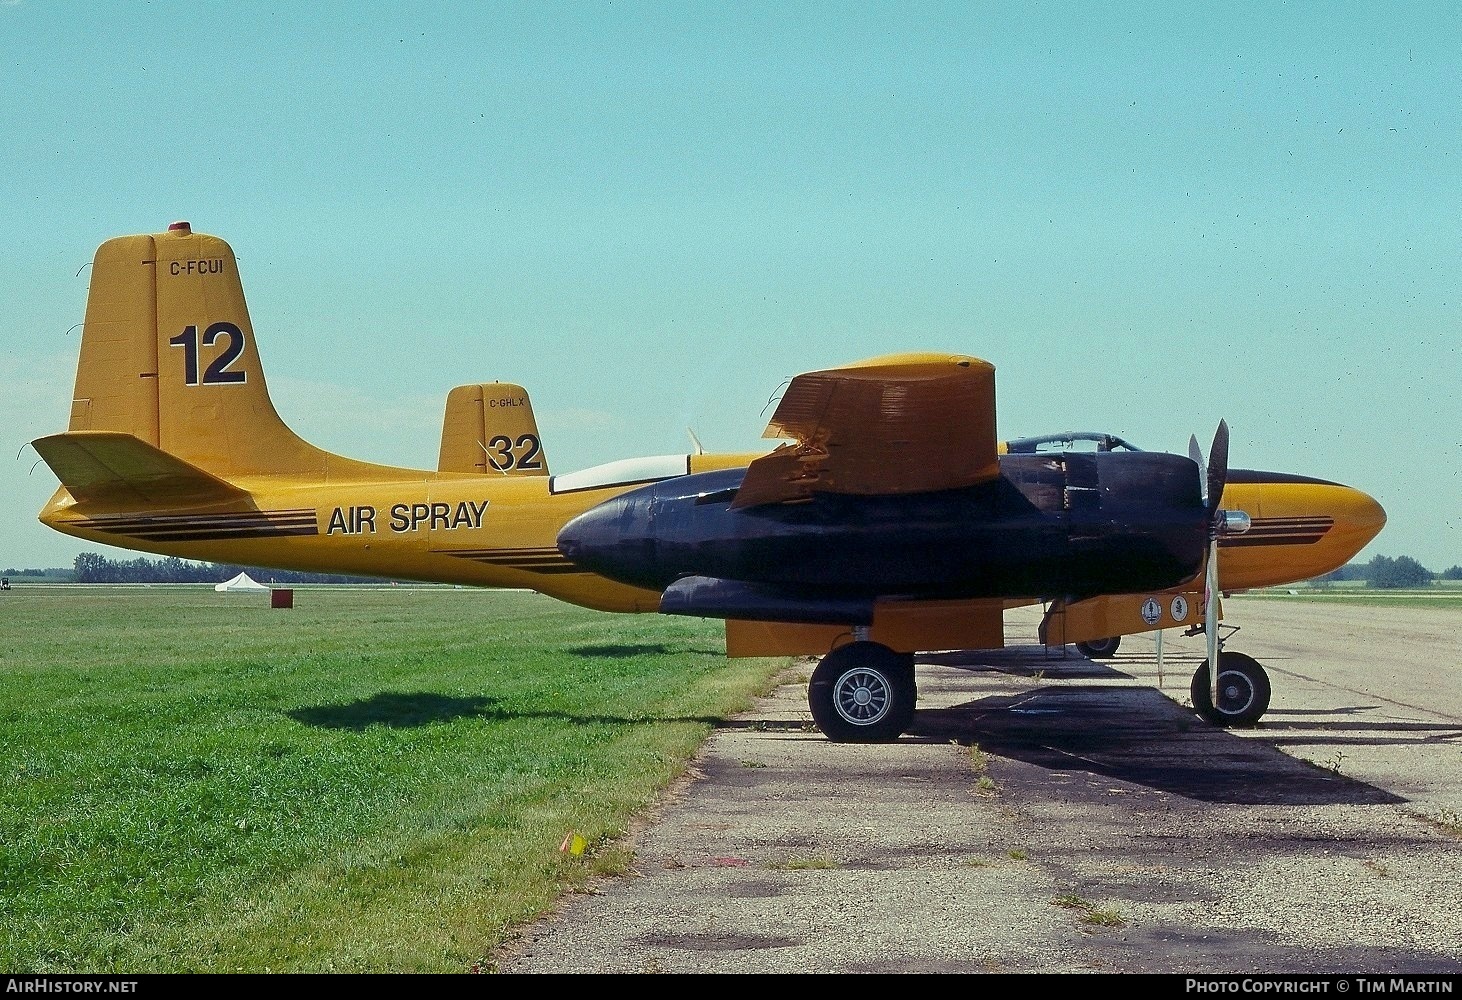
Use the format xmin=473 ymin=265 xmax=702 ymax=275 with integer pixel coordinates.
xmin=32 ymin=431 xmax=248 ymax=506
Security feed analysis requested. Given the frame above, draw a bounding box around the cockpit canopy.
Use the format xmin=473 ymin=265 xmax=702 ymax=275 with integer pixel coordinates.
xmin=1000 ymin=431 xmax=1143 ymax=455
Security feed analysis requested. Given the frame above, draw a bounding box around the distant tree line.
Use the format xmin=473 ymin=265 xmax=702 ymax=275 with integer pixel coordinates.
xmin=1312 ymin=555 xmax=1462 ymax=589
xmin=4 ymin=550 xmax=1460 ymax=589
xmin=66 ymin=552 xmax=380 ymax=586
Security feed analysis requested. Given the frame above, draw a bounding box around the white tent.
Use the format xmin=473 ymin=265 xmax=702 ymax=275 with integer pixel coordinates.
xmin=214 ymin=572 xmax=270 ymax=593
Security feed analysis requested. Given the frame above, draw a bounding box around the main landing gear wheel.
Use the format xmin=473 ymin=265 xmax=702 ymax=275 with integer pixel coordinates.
xmin=807 ymin=641 xmax=917 ymax=743
xmin=1076 ymin=635 xmax=1121 ymax=658
xmin=1190 ymin=651 xmax=1271 ymax=728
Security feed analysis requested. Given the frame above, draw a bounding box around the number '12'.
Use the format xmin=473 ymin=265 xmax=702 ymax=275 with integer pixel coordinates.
xmin=169 ymin=322 xmax=248 ymax=386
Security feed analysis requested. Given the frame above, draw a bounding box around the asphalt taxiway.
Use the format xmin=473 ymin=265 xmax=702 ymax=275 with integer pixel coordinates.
xmin=494 ymin=598 xmax=1462 ymax=974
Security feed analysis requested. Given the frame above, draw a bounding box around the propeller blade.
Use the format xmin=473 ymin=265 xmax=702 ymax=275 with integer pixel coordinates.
xmin=1200 ymin=420 xmax=1234 ymax=708
xmin=1206 ymin=420 xmax=1230 ymax=514
xmin=1188 ymin=435 xmax=1206 ymax=506
xmin=1206 ymin=536 xmax=1221 ymax=704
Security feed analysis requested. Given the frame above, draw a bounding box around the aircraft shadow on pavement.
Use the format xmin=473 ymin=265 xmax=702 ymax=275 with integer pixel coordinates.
xmin=904 ymin=684 xmax=1405 ymax=807
xmin=1261 ymin=720 xmax=1462 ymax=748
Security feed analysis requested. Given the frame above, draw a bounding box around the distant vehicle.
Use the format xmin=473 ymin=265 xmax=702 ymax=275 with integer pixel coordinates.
xmin=34 ymin=224 xmax=1385 ymax=741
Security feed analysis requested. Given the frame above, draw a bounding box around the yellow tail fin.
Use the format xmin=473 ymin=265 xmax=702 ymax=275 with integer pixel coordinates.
xmin=66 ymin=222 xmax=399 ymax=482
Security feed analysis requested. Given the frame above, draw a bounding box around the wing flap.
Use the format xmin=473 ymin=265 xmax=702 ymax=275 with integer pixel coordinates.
xmin=32 ymin=431 xmax=248 ymax=506
xmin=731 ymin=353 xmax=998 ymax=509
xmin=722 ymin=596 xmax=1007 ymax=657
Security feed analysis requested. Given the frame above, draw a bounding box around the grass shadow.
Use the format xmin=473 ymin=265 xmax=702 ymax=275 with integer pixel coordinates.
xmin=289 ymin=690 xmax=730 ymax=731
xmin=288 ymin=691 xmax=500 ymax=730
xmin=570 ymin=643 xmax=677 ymax=658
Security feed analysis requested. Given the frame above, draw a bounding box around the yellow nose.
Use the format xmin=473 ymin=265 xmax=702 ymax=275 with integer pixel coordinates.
xmin=1329 ymin=486 xmax=1388 ymax=562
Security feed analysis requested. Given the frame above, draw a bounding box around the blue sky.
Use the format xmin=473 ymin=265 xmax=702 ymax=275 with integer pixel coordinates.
xmin=2 ymin=2 xmax=1458 ymax=572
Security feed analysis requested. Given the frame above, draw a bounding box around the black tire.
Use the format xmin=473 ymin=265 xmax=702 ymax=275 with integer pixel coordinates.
xmin=1076 ymin=635 xmax=1121 ymax=658
xmin=807 ymin=641 xmax=917 ymax=743
xmin=1190 ymin=651 xmax=1271 ymax=727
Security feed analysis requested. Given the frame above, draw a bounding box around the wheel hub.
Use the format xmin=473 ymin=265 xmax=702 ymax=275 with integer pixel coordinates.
xmin=1218 ymin=673 xmax=1255 ymax=714
xmin=833 ymin=667 xmax=891 ymax=725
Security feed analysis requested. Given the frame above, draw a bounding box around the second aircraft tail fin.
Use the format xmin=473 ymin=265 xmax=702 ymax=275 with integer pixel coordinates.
xmin=438 ymin=383 xmax=549 ymax=476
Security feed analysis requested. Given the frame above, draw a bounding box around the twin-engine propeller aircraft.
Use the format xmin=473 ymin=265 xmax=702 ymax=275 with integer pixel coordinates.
xmin=34 ymin=224 xmax=1387 ymax=742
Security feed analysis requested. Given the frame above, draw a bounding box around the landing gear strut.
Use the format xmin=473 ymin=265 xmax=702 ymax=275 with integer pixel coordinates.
xmin=807 ymin=641 xmax=917 ymax=743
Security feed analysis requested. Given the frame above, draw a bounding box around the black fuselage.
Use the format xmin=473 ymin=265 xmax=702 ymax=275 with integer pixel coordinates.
xmin=557 ymin=451 xmax=1209 ymax=603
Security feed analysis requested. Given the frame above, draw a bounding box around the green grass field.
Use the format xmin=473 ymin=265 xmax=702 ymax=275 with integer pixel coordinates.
xmin=0 ymin=586 xmax=790 ymax=973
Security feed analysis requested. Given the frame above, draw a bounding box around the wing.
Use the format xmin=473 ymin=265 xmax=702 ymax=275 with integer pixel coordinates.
xmin=730 ymin=352 xmax=998 ymax=509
